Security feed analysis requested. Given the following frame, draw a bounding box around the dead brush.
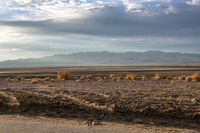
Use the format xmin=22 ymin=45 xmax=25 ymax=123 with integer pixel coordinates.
xmin=125 ymin=74 xmax=136 ymax=80
xmin=154 ymin=73 xmax=162 ymax=80
xmin=109 ymin=74 xmax=115 ymax=79
xmin=14 ymin=76 xmax=24 ymax=81
xmin=111 ymin=76 xmax=119 ymax=81
xmin=185 ymin=76 xmax=192 ymax=82
xmin=31 ymin=78 xmax=40 ymax=84
xmin=57 ymin=69 xmax=70 ymax=80
xmin=189 ymin=73 xmax=200 ymax=82
xmin=141 ymin=75 xmax=146 ymax=80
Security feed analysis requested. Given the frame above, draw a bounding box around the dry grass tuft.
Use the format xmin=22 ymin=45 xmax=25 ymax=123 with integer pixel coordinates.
xmin=141 ymin=75 xmax=146 ymax=80
xmin=125 ymin=74 xmax=136 ymax=80
xmin=14 ymin=76 xmax=24 ymax=81
xmin=190 ymin=73 xmax=200 ymax=82
xmin=31 ymin=78 xmax=39 ymax=84
xmin=111 ymin=77 xmax=119 ymax=81
xmin=184 ymin=73 xmax=200 ymax=82
xmin=185 ymin=76 xmax=192 ymax=82
xmin=57 ymin=69 xmax=70 ymax=80
xmin=154 ymin=73 xmax=161 ymax=80
xmin=109 ymin=74 xmax=115 ymax=79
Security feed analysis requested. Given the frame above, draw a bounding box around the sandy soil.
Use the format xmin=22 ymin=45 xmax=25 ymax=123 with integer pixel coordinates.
xmin=0 ymin=115 xmax=198 ymax=133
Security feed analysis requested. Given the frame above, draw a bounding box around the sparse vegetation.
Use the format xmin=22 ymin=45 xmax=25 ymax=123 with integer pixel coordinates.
xmin=125 ymin=74 xmax=136 ymax=80
xmin=109 ymin=74 xmax=115 ymax=79
xmin=31 ymin=78 xmax=39 ymax=84
xmin=154 ymin=73 xmax=161 ymax=80
xmin=14 ymin=76 xmax=24 ymax=81
xmin=111 ymin=76 xmax=119 ymax=81
xmin=141 ymin=75 xmax=146 ymax=80
xmin=57 ymin=69 xmax=70 ymax=80
xmin=190 ymin=73 xmax=200 ymax=81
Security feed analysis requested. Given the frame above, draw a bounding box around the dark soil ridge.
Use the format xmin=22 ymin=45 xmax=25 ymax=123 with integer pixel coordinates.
xmin=1 ymin=88 xmax=200 ymax=124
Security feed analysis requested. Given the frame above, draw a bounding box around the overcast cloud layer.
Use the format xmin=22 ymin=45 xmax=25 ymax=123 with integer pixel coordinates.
xmin=0 ymin=0 xmax=200 ymax=60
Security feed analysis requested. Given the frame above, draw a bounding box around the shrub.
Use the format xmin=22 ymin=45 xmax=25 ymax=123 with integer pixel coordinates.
xmin=31 ymin=78 xmax=39 ymax=84
xmin=111 ymin=77 xmax=119 ymax=81
xmin=154 ymin=73 xmax=161 ymax=80
xmin=185 ymin=76 xmax=192 ymax=82
xmin=141 ymin=75 xmax=146 ymax=80
xmin=57 ymin=69 xmax=70 ymax=80
xmin=109 ymin=74 xmax=115 ymax=79
xmin=14 ymin=76 xmax=24 ymax=81
xmin=190 ymin=73 xmax=200 ymax=81
xmin=125 ymin=74 xmax=136 ymax=80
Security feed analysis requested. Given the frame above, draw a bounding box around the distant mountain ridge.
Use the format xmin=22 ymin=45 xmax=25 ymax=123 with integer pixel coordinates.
xmin=0 ymin=51 xmax=200 ymax=67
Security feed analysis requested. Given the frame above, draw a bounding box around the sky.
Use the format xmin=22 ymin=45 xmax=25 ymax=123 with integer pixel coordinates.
xmin=0 ymin=0 xmax=200 ymax=61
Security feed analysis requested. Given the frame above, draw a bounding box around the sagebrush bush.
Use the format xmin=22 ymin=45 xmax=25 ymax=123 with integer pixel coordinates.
xmin=141 ymin=75 xmax=146 ymax=80
xmin=31 ymin=78 xmax=39 ymax=84
xmin=125 ymin=74 xmax=136 ymax=80
xmin=154 ymin=73 xmax=161 ymax=80
xmin=190 ymin=73 xmax=200 ymax=81
xmin=57 ymin=69 xmax=70 ymax=80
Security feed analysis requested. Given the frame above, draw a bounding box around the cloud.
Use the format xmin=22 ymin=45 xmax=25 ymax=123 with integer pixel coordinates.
xmin=1 ymin=5 xmax=200 ymax=38
xmin=186 ymin=0 xmax=200 ymax=5
xmin=0 ymin=0 xmax=200 ymax=60
xmin=0 ymin=0 xmax=117 ymax=21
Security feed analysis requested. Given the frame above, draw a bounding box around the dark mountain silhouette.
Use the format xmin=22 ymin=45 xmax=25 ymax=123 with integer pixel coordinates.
xmin=0 ymin=51 xmax=200 ymax=67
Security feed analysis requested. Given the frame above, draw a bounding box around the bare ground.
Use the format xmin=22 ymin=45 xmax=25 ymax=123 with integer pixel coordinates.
xmin=0 ymin=68 xmax=200 ymax=132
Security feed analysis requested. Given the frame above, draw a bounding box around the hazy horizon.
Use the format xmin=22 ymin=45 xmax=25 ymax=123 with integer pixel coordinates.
xmin=0 ymin=0 xmax=200 ymax=61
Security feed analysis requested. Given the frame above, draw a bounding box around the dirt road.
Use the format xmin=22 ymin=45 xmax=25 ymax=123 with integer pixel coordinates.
xmin=0 ymin=115 xmax=198 ymax=133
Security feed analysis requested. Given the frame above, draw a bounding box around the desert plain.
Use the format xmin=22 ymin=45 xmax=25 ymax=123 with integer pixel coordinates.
xmin=0 ymin=66 xmax=200 ymax=133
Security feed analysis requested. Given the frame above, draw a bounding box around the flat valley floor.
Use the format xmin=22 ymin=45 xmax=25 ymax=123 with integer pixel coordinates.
xmin=0 ymin=66 xmax=200 ymax=133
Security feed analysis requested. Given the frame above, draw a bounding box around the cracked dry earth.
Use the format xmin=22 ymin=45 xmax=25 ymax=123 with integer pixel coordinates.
xmin=1 ymin=79 xmax=200 ymax=132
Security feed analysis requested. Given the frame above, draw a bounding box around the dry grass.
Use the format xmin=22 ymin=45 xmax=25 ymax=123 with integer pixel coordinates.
xmin=141 ymin=75 xmax=146 ymax=80
xmin=57 ymin=69 xmax=70 ymax=80
xmin=154 ymin=73 xmax=161 ymax=80
xmin=111 ymin=77 xmax=119 ymax=81
xmin=31 ymin=78 xmax=39 ymax=84
xmin=14 ymin=76 xmax=24 ymax=81
xmin=190 ymin=73 xmax=200 ymax=81
xmin=125 ymin=74 xmax=136 ymax=80
xmin=184 ymin=73 xmax=200 ymax=82
xmin=109 ymin=74 xmax=115 ymax=79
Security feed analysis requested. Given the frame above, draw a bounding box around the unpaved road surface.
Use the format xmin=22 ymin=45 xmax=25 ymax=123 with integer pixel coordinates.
xmin=0 ymin=115 xmax=199 ymax=133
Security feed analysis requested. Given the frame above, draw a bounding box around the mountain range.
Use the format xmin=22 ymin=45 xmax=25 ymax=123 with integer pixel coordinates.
xmin=0 ymin=51 xmax=200 ymax=67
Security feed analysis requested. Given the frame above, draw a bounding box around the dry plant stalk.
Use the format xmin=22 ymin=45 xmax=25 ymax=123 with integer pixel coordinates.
xmin=57 ymin=69 xmax=70 ymax=80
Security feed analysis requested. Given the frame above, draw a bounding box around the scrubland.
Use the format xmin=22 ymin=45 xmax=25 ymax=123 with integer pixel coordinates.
xmin=0 ymin=67 xmax=200 ymax=132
